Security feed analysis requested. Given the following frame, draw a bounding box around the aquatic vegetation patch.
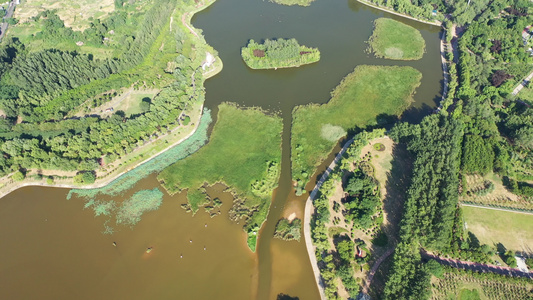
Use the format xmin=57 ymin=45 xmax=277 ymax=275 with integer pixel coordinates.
xmin=116 ymin=188 xmax=164 ymax=226
xmin=84 ymin=199 xmax=117 ymax=217
xmin=292 ymin=65 xmax=421 ymax=193
xmin=367 ymin=18 xmax=426 ymax=60
xmin=67 ymin=108 xmax=212 ymax=201
xmin=185 ymin=188 xmax=211 ymax=215
xmin=158 ymin=103 xmax=283 ymax=251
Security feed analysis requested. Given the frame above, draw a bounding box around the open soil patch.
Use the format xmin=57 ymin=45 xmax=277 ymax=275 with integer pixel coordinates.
xmin=253 ymin=49 xmax=265 ymax=57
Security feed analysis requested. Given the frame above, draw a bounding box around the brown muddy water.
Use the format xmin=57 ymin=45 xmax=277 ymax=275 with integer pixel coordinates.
xmin=0 ymin=0 xmax=442 ymax=299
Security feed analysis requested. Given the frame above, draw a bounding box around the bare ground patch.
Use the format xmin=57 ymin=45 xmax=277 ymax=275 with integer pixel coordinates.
xmin=15 ymin=0 xmax=115 ymax=30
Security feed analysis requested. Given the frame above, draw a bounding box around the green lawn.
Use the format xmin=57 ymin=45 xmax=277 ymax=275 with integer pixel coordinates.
xmin=291 ymin=65 xmax=421 ymax=192
xmin=158 ymin=103 xmax=283 ymax=251
xmin=463 ymin=206 xmax=533 ymax=252
xmin=368 ymin=18 xmax=426 ymax=60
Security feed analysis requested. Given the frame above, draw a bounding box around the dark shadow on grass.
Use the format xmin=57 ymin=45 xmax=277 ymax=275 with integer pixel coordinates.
xmin=366 ymin=142 xmax=413 ymax=297
xmin=399 ymin=103 xmax=434 ymax=124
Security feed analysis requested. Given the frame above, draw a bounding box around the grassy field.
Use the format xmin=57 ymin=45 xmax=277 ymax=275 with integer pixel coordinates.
xmin=269 ymin=0 xmax=316 ymax=6
xmin=15 ymin=0 xmax=115 ymax=30
xmin=158 ymin=103 xmax=282 ymax=251
xmin=291 ymin=65 xmax=421 ymax=191
xmin=462 ymin=206 xmax=533 ymax=252
xmin=431 ymin=269 xmax=533 ymax=300
xmin=367 ymin=18 xmax=426 ymax=60
xmin=517 ymin=87 xmax=533 ymax=104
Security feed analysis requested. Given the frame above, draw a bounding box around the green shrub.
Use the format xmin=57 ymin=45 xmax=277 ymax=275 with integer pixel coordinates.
xmin=11 ymin=170 xmax=25 ymax=181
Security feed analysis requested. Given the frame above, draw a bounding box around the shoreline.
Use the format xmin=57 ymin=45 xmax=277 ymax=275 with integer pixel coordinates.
xmin=0 ymin=0 xmax=223 ymax=199
xmin=356 ymin=0 xmax=442 ymax=26
xmin=303 ymin=137 xmax=356 ymax=300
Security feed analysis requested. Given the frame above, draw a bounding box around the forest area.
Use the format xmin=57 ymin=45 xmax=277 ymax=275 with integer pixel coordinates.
xmin=372 ymin=0 xmax=533 ymax=299
xmin=0 ymin=0 xmax=214 ymax=183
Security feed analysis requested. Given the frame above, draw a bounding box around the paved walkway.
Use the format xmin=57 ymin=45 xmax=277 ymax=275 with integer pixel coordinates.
xmin=421 ymin=250 xmax=533 ymax=279
xmin=0 ymin=0 xmax=17 ymax=42
xmin=303 ymin=137 xmax=355 ymax=300
xmin=460 ymin=202 xmax=533 ymax=215
xmin=511 ymin=70 xmax=533 ymax=96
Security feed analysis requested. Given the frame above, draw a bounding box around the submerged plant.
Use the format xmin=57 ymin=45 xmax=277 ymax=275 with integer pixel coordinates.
xmin=116 ymin=188 xmax=164 ymax=226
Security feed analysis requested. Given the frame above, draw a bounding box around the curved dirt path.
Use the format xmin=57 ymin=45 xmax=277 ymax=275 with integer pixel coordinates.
xmin=182 ymin=12 xmax=199 ymax=38
xmin=362 ymin=247 xmax=395 ymax=294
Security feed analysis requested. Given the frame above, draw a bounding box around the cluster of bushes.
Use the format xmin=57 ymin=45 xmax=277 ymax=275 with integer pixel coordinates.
xmin=468 ymin=180 xmax=495 ymax=196
xmin=273 ymin=218 xmax=301 ymax=241
xmin=309 ymin=130 xmax=386 ymax=299
xmin=342 ymin=169 xmax=381 ymax=229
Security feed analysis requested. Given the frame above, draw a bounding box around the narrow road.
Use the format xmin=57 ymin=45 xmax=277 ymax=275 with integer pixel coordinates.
xmin=303 ymin=137 xmax=355 ymax=300
xmin=421 ymin=250 xmax=533 ymax=279
xmin=460 ymin=202 xmax=533 ymax=215
xmin=0 ymin=0 xmax=17 ymax=42
xmin=511 ymin=69 xmax=533 ymax=96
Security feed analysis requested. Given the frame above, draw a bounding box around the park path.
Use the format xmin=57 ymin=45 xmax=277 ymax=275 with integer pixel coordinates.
xmin=303 ymin=137 xmax=355 ymax=300
xmin=362 ymin=247 xmax=395 ymax=294
xmin=460 ymin=202 xmax=533 ymax=215
xmin=421 ymin=250 xmax=533 ymax=280
xmin=0 ymin=0 xmax=17 ymax=42
xmin=511 ymin=69 xmax=533 ymax=96
xmin=355 ymin=0 xmax=441 ymax=26
xmin=181 ymin=12 xmax=199 ymax=38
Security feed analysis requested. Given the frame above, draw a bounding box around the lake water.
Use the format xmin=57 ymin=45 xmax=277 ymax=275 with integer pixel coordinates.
xmin=0 ymin=0 xmax=442 ymax=299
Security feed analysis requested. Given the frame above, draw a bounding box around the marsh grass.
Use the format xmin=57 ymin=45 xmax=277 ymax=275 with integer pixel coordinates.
xmin=291 ymin=65 xmax=421 ymax=190
xmin=367 ymin=18 xmax=426 ymax=61
xmin=67 ymin=108 xmax=212 ymax=201
xmin=158 ymin=103 xmax=283 ymax=251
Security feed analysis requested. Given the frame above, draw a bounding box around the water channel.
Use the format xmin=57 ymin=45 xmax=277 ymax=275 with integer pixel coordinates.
xmin=0 ymin=0 xmax=442 ymax=299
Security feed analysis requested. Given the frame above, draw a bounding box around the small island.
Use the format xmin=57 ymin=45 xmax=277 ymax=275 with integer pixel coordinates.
xmin=367 ymin=18 xmax=426 ymax=60
xmin=241 ymin=38 xmax=320 ymax=69
xmin=273 ymin=217 xmax=302 ymax=241
xmin=269 ymin=0 xmax=315 ymax=6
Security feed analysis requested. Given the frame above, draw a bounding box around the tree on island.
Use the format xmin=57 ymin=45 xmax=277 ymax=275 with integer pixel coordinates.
xmin=241 ymin=38 xmax=320 ymax=69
